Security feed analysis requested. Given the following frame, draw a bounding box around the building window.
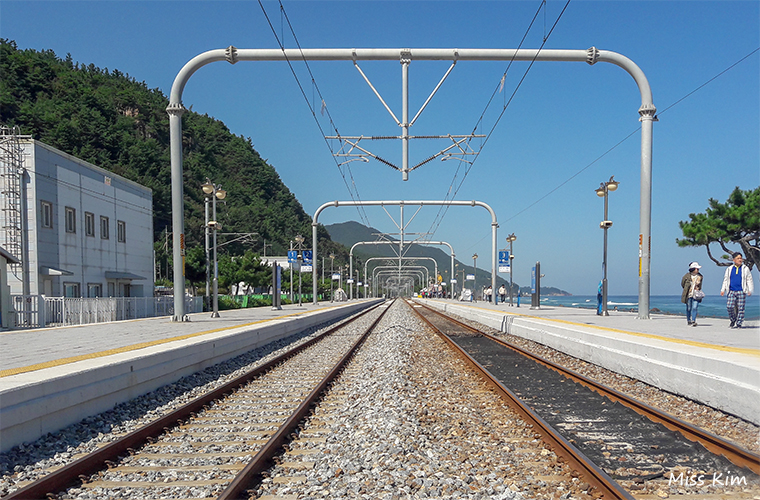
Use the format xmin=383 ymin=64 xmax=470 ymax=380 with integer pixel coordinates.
xmin=41 ymin=201 xmax=53 ymax=228
xmin=100 ymin=216 xmax=109 ymax=239
xmin=65 ymin=207 xmax=76 ymax=233
xmin=87 ymin=283 xmax=102 ymax=298
xmin=64 ymin=282 xmax=81 ymax=298
xmin=85 ymin=212 xmax=95 ymax=237
xmin=117 ymin=220 xmax=126 ymax=242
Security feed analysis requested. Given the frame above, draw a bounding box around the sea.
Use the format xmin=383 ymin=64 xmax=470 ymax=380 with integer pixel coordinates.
xmin=539 ymin=295 xmax=760 ymax=320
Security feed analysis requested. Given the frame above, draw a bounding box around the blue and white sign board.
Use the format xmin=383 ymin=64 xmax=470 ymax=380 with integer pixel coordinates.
xmin=287 ymin=250 xmax=297 ymax=263
xmin=332 ymin=273 xmax=341 ymax=280
xmin=450 ymin=278 xmax=457 ymax=284
xmin=357 ymin=281 xmax=362 ymax=286
xmin=301 ymin=250 xmax=313 ymax=272
xmin=498 ymin=251 xmax=511 ymax=273
xmin=531 ymin=266 xmax=536 ymax=294
xmin=466 ymin=274 xmax=475 ymax=281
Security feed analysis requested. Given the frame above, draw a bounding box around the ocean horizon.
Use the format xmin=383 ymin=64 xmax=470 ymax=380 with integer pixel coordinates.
xmin=538 ymin=294 xmax=760 ymax=321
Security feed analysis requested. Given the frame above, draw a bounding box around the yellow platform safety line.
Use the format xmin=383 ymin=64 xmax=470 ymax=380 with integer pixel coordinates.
xmin=0 ymin=305 xmax=346 ymax=378
xmin=451 ymin=303 xmax=760 ymax=358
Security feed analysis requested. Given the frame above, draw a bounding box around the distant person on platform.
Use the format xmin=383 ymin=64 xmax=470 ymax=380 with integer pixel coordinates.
xmin=517 ymin=290 xmax=521 ymax=307
xmin=498 ymin=284 xmax=507 ymax=304
xmin=720 ymin=252 xmax=754 ymax=329
xmin=681 ymin=261 xmax=704 ymax=327
xmin=596 ymin=280 xmax=603 ymax=315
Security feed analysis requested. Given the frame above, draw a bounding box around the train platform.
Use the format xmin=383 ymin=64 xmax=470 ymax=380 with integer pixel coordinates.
xmin=0 ymin=299 xmax=381 ymax=452
xmin=417 ymin=298 xmax=760 ymax=426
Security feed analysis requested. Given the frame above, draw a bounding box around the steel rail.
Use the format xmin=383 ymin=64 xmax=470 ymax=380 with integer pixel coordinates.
xmin=218 ymin=300 xmax=393 ymax=499
xmin=4 ymin=301 xmax=386 ymax=500
xmin=414 ymin=300 xmax=760 ymax=476
xmin=406 ymin=300 xmax=633 ymax=500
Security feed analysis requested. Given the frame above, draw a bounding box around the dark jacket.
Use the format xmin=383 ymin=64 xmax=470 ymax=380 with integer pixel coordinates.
xmin=681 ymin=272 xmax=703 ymax=303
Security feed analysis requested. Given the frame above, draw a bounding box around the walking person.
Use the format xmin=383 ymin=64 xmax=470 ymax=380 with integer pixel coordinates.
xmin=498 ymin=284 xmax=507 ymax=305
xmin=720 ymin=252 xmax=754 ymax=328
xmin=681 ymin=262 xmax=704 ymax=326
xmin=596 ymin=280 xmax=603 ymax=315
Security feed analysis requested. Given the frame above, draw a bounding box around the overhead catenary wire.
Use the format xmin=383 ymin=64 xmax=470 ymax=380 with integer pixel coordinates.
xmin=425 ymin=0 xmax=571 ymax=238
xmin=257 ymin=0 xmax=372 ymax=228
xmin=423 ymin=0 xmax=545 ymax=234
xmin=503 ymin=46 xmax=760 ymax=224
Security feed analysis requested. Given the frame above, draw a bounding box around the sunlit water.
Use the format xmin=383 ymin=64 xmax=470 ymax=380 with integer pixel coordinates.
xmin=539 ymin=295 xmax=760 ymax=320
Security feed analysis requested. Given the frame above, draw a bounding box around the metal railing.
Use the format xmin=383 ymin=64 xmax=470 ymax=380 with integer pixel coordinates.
xmin=11 ymin=295 xmax=203 ymax=328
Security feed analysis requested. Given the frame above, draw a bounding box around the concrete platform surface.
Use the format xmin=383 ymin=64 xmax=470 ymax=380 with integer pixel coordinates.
xmin=0 ymin=301 xmax=367 ymax=375
xmin=0 ymin=300 xmax=380 ymax=452
xmin=418 ymin=299 xmax=760 ymax=425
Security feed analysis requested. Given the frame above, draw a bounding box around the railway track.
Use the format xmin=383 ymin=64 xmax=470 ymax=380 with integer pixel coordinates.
xmin=5 ymin=301 xmax=391 ymax=500
xmin=410 ymin=300 xmax=760 ymax=498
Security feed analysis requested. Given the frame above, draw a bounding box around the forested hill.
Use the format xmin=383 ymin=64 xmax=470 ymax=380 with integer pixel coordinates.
xmin=0 ymin=39 xmax=327 ymax=254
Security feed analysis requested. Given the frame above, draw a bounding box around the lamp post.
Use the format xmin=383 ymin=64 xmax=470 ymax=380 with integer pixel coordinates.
xmin=595 ymin=175 xmax=619 ymax=316
xmin=294 ymin=234 xmax=305 ymax=306
xmin=454 ymin=263 xmax=459 ymax=299
xmin=472 ymin=253 xmax=478 ymax=302
xmin=506 ymin=233 xmax=517 ymax=306
xmin=329 ymin=253 xmax=335 ymax=302
xmin=201 ymin=179 xmax=227 ymax=318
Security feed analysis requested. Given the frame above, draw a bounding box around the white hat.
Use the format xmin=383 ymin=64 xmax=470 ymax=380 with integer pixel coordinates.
xmin=689 ymin=261 xmax=701 ymax=269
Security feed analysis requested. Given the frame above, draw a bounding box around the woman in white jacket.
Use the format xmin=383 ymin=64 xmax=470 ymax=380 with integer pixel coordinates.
xmin=720 ymin=252 xmax=755 ymax=328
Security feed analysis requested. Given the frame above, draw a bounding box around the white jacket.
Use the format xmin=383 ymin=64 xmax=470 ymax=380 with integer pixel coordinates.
xmin=721 ymin=264 xmax=755 ymax=295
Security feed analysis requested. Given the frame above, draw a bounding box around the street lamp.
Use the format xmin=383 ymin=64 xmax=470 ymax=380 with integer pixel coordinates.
xmin=506 ymin=233 xmax=517 ymax=306
xmin=472 ymin=253 xmax=478 ymax=301
xmin=329 ymin=253 xmax=335 ymax=302
xmin=294 ymin=234 xmax=305 ymax=306
xmin=202 ymin=178 xmax=227 ymax=318
xmin=595 ymin=175 xmax=619 ymax=316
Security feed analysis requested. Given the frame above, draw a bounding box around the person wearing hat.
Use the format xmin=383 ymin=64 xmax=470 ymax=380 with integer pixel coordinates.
xmin=720 ymin=252 xmax=754 ymax=328
xmin=681 ymin=261 xmax=704 ymax=326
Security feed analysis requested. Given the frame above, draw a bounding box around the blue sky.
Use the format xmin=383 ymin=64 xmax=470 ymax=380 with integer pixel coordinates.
xmin=2 ymin=1 xmax=758 ymax=295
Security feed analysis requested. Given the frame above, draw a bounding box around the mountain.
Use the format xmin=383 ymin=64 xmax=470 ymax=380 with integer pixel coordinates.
xmin=0 ymin=39 xmax=331 ymax=258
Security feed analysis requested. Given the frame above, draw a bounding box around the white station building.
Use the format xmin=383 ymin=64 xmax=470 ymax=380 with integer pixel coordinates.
xmin=2 ymin=138 xmax=154 ymax=298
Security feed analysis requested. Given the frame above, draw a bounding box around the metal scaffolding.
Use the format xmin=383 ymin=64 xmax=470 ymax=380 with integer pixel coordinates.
xmin=0 ymin=126 xmax=28 ymax=287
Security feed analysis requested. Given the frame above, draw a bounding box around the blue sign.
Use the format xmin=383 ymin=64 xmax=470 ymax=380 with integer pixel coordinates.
xmin=302 ymin=250 xmax=313 ymax=264
xmin=287 ymin=250 xmax=297 ymax=263
xmin=531 ymin=266 xmax=536 ymax=294
xmin=498 ymin=251 xmax=510 ymax=273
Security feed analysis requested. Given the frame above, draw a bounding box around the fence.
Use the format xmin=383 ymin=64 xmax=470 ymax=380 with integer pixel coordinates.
xmin=10 ymin=295 xmax=204 ymax=328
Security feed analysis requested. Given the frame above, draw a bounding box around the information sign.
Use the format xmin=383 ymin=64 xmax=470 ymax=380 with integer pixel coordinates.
xmin=332 ymin=273 xmax=341 ymax=280
xmin=498 ymin=250 xmax=510 ymax=273
xmin=347 ymin=279 xmax=354 ymax=284
xmin=287 ymin=250 xmax=297 ymax=263
xmin=302 ymin=250 xmax=313 ymax=264
xmin=450 ymin=278 xmax=457 ymax=284
xmin=357 ymin=281 xmax=363 ymax=286
xmin=301 ymin=265 xmax=313 ymax=272
xmin=466 ymin=274 xmax=475 ymax=281
xmin=531 ymin=266 xmax=536 ymax=294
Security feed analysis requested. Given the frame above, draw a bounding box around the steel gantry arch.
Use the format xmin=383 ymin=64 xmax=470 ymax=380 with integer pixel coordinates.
xmin=364 ymin=256 xmax=437 ymax=285
xmin=312 ymin=200 xmax=498 ymax=306
xmin=349 ymin=240 xmax=455 ymax=299
xmin=168 ymin=46 xmax=655 ymax=320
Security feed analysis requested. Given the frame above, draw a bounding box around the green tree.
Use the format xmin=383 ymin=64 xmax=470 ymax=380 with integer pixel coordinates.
xmin=677 ymin=187 xmax=760 ymax=270
xmin=218 ymin=251 xmax=271 ymax=291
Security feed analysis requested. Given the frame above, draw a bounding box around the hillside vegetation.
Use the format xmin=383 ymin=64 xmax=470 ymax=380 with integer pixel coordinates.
xmin=0 ymin=39 xmax=333 ymax=259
